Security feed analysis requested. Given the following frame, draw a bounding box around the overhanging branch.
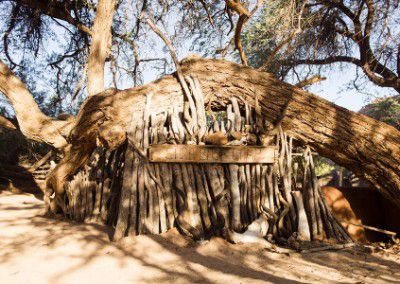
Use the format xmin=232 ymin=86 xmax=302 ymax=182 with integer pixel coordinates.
xmin=15 ymin=0 xmax=93 ymax=35
xmin=0 ymin=60 xmax=69 ymax=148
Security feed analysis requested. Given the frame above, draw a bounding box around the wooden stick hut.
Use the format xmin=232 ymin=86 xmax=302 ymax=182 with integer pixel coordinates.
xmin=60 ymin=75 xmax=351 ymax=246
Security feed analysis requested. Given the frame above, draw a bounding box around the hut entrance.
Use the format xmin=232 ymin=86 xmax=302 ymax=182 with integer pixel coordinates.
xmin=62 ymin=80 xmax=351 ymax=246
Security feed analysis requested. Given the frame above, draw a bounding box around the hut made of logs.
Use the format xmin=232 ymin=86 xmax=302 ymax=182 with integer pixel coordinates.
xmin=62 ymin=77 xmax=351 ymax=245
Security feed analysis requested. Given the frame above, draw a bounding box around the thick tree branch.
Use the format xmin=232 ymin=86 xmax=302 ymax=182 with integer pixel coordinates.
xmin=315 ymin=1 xmax=400 ymax=91
xmin=15 ymin=0 xmax=92 ymax=35
xmin=225 ymin=0 xmax=251 ymax=16
xmin=0 ymin=114 xmax=16 ymax=130
xmin=224 ymin=0 xmax=250 ymax=65
xmin=234 ymin=14 xmax=249 ymax=65
xmin=397 ymin=44 xmax=400 ymax=76
xmin=364 ymin=0 xmax=375 ymax=39
xmin=224 ymin=0 xmax=263 ymax=65
xmin=0 ymin=60 xmax=69 ymax=148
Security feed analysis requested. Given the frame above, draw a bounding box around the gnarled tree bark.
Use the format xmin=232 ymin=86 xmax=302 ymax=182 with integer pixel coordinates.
xmin=0 ymin=0 xmax=117 ymax=149
xmin=0 ymin=60 xmax=69 ymax=148
xmin=52 ymin=57 xmax=400 ymax=209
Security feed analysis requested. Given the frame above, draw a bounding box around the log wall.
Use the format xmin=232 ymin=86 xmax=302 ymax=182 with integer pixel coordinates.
xmin=62 ymin=77 xmax=351 ymax=244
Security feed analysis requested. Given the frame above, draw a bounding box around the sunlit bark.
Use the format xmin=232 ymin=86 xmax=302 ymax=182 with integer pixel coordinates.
xmin=87 ymin=0 xmax=117 ymax=96
xmin=48 ymin=57 xmax=400 ymax=209
xmin=0 ymin=60 xmax=69 ymax=148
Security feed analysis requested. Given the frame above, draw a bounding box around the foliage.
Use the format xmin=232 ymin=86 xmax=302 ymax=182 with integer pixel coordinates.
xmin=0 ymin=0 xmax=239 ymax=116
xmin=360 ymin=96 xmax=400 ymax=129
xmin=1 ymin=0 xmax=400 ymax=118
xmin=243 ymin=0 xmax=400 ymax=94
xmin=313 ymin=156 xmax=336 ymax=177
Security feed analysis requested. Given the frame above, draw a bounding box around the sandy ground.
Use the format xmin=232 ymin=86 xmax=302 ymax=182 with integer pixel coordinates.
xmin=1 ymin=191 xmax=400 ymax=284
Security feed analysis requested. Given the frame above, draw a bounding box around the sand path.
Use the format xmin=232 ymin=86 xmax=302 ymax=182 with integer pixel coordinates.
xmin=1 ymin=191 xmax=399 ymax=284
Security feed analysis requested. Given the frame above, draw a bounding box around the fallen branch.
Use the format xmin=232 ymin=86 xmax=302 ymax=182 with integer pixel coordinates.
xmin=29 ymin=150 xmax=55 ymax=172
xmin=341 ymin=220 xmax=397 ymax=238
xmin=300 ymin=243 xmax=355 ymax=253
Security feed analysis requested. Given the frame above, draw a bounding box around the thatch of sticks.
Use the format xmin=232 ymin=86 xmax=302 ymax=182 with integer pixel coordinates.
xmin=62 ymin=77 xmax=351 ymax=245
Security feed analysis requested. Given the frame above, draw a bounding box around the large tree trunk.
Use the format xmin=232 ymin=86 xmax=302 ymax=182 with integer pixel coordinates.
xmin=0 ymin=0 xmax=117 ymax=148
xmin=87 ymin=0 xmax=117 ymax=96
xmin=50 ymin=57 xmax=400 ymax=209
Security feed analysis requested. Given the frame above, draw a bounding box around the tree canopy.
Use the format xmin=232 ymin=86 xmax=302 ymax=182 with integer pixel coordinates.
xmin=0 ymin=0 xmax=243 ymax=116
xmin=1 ymin=0 xmax=399 ymax=119
xmin=360 ymin=95 xmax=400 ymax=129
xmin=244 ymin=0 xmax=400 ymax=94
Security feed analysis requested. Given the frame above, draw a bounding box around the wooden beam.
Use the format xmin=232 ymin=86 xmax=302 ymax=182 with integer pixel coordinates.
xmin=148 ymin=145 xmax=277 ymax=164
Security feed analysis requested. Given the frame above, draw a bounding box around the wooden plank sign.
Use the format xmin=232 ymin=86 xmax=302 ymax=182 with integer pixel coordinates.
xmin=148 ymin=145 xmax=277 ymax=164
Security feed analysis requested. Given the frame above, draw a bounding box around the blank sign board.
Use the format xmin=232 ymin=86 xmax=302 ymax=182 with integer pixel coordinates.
xmin=148 ymin=145 xmax=277 ymax=164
